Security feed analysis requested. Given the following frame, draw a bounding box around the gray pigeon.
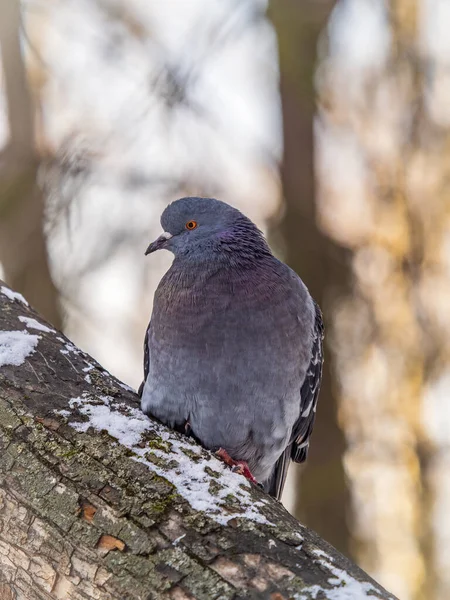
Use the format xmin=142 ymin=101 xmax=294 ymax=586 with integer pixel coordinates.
xmin=140 ymin=197 xmax=323 ymax=499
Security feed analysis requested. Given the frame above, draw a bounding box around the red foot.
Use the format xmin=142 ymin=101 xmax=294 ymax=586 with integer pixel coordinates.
xmin=215 ymin=448 xmax=259 ymax=485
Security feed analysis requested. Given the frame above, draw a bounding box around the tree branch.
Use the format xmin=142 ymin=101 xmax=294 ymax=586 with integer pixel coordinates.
xmin=0 ymin=282 xmax=396 ymax=600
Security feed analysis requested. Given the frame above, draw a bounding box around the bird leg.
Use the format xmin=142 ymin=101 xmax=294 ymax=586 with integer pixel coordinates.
xmin=215 ymin=448 xmax=259 ymax=485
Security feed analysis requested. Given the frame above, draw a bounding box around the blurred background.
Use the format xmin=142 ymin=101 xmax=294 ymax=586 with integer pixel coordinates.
xmin=0 ymin=0 xmax=449 ymax=598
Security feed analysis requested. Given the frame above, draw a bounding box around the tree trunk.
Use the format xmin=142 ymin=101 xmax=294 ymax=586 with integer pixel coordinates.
xmin=269 ymin=0 xmax=351 ymax=555
xmin=0 ymin=0 xmax=61 ymax=329
xmin=0 ymin=282 xmax=396 ymax=600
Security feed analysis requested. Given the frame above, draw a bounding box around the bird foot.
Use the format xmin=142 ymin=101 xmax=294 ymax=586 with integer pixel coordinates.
xmin=215 ymin=448 xmax=259 ymax=486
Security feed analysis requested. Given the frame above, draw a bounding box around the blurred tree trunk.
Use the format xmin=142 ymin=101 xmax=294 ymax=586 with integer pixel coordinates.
xmin=310 ymin=0 xmax=450 ymax=597
xmin=0 ymin=0 xmax=61 ymax=328
xmin=269 ymin=0 xmax=351 ymax=557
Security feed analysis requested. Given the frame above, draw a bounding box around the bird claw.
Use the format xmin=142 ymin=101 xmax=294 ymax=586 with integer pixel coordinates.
xmin=215 ymin=448 xmax=260 ymax=486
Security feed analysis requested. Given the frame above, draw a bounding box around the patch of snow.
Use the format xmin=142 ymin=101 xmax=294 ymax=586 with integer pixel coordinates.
xmin=60 ymin=343 xmax=80 ymax=356
xmin=57 ymin=337 xmax=80 ymax=355
xmin=18 ymin=316 xmax=55 ymax=333
xmin=84 ymin=374 xmax=92 ymax=384
xmin=65 ymin=343 xmax=79 ymax=354
xmin=82 ymin=364 xmax=95 ymax=372
xmin=295 ymin=548 xmax=389 ymax=600
xmin=0 ymin=331 xmax=41 ymax=367
xmin=68 ymin=396 xmax=149 ymax=444
xmin=172 ymin=534 xmax=186 ymax=545
xmin=1 ymin=286 xmax=29 ymax=306
xmin=65 ymin=394 xmax=272 ymax=526
xmin=268 ymin=539 xmax=276 ymax=548
xmin=313 ymin=549 xmax=329 ymax=559
xmin=117 ymin=381 xmax=136 ymax=393
xmin=69 ymin=420 xmax=90 ymax=433
xmin=296 ymin=585 xmax=321 ymax=599
xmin=55 ymin=409 xmax=71 ymax=417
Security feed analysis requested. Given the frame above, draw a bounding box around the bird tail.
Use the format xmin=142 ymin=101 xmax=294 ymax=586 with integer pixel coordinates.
xmin=263 ymin=446 xmax=291 ymax=501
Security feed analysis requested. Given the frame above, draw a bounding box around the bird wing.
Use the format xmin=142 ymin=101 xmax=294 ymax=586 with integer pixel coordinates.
xmin=137 ymin=321 xmax=151 ymax=399
xmin=265 ymin=301 xmax=324 ymax=500
xmin=291 ymin=301 xmax=324 ymax=463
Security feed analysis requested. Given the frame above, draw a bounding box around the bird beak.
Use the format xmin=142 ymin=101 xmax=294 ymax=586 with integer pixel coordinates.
xmin=145 ymin=232 xmax=173 ymax=255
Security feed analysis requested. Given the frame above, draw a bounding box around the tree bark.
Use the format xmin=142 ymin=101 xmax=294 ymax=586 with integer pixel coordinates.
xmin=0 ymin=0 xmax=61 ymax=329
xmin=0 ymin=282 xmax=396 ymax=600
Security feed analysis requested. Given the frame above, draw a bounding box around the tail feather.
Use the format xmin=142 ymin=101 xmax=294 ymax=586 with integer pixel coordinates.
xmin=263 ymin=446 xmax=291 ymax=501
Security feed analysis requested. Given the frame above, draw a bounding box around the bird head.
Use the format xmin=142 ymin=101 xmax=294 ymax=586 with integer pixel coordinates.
xmin=145 ymin=197 xmax=270 ymax=262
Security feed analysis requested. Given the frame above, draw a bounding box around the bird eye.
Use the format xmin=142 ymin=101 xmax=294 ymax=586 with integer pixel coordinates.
xmin=185 ymin=220 xmax=197 ymax=230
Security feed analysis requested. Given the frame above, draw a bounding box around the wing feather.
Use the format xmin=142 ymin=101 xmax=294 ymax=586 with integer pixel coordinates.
xmin=138 ymin=321 xmax=151 ymax=398
xmin=265 ymin=302 xmax=324 ymax=500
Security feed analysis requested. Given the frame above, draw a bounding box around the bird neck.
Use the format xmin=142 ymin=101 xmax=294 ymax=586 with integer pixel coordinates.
xmin=172 ymin=243 xmax=272 ymax=272
xmin=174 ymin=219 xmax=272 ymax=270
xmin=160 ymin=251 xmax=282 ymax=311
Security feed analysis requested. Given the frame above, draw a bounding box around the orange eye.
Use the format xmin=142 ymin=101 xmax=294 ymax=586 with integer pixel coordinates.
xmin=185 ymin=220 xmax=197 ymax=230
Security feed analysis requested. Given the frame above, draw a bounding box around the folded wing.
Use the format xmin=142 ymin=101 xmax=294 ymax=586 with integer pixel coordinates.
xmin=265 ymin=302 xmax=324 ymax=500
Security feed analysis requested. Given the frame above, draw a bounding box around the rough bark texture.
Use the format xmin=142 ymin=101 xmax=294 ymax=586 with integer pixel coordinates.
xmin=0 ymin=282 xmax=396 ymax=600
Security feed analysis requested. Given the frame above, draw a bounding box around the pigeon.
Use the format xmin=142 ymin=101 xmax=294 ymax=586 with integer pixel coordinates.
xmin=139 ymin=197 xmax=323 ymax=500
